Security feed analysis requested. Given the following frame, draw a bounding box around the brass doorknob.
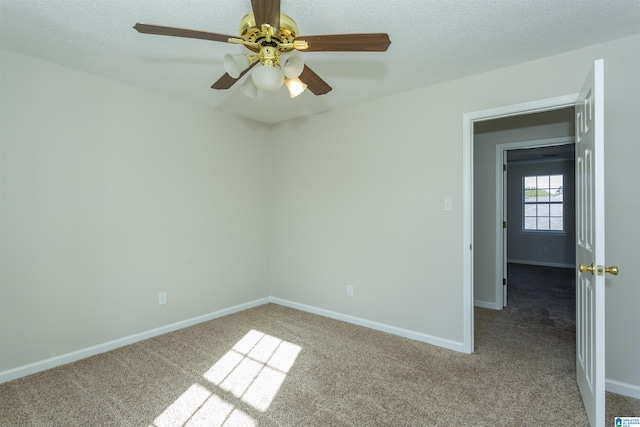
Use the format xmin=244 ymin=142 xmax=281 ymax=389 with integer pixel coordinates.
xmin=579 ymin=263 xmax=619 ymax=276
xmin=605 ymin=266 xmax=619 ymax=275
xmin=579 ymin=263 xmax=594 ymax=275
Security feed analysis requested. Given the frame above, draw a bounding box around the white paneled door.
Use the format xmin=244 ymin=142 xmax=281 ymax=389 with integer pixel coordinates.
xmin=575 ymin=59 xmax=607 ymax=427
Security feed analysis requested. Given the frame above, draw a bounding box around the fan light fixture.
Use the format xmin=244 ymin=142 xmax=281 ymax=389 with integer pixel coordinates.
xmin=239 ymin=76 xmax=259 ymax=98
xmin=251 ymin=64 xmax=285 ymax=92
xmin=285 ymin=77 xmax=307 ymax=98
xmin=134 ymin=4 xmax=391 ymax=99
xmin=279 ymin=52 xmax=304 ymax=79
xmin=223 ymin=54 xmax=251 ymax=79
xmin=227 ymin=52 xmax=306 ymax=97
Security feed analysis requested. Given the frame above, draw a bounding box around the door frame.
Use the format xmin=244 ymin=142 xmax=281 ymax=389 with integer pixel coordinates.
xmin=495 ymin=136 xmax=575 ymax=310
xmin=462 ymin=94 xmax=579 ymax=354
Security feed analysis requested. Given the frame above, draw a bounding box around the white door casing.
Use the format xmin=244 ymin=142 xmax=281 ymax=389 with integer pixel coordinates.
xmin=501 ymin=150 xmax=507 ymax=308
xmin=575 ymin=59 xmax=605 ymax=427
xmin=494 ymin=137 xmax=574 ymax=310
xmin=464 ymin=60 xmax=607 ymax=426
xmin=464 ymin=94 xmax=579 ymax=354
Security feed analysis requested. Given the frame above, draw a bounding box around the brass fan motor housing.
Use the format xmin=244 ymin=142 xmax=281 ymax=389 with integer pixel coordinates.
xmin=239 ymin=12 xmax=299 ymax=53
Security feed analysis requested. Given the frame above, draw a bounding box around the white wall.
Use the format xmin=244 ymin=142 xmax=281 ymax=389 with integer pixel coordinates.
xmin=1 ymin=33 xmax=638 ymax=396
xmin=270 ymin=35 xmax=640 ymax=394
xmin=269 ymin=103 xmax=464 ymax=345
xmin=0 ymin=49 xmax=271 ymax=371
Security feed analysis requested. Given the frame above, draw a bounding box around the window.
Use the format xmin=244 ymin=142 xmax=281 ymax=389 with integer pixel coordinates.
xmin=523 ymin=174 xmax=564 ymax=231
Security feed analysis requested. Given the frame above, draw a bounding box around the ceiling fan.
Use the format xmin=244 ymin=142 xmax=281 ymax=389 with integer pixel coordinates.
xmin=134 ymin=0 xmax=391 ymax=98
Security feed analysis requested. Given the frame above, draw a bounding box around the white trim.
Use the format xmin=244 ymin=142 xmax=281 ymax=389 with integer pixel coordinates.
xmin=462 ymin=110 xmax=474 ymax=354
xmin=465 ymin=95 xmax=580 ymax=123
xmin=606 ymin=379 xmax=640 ymax=399
xmin=0 ymin=298 xmax=270 ymax=384
xmin=495 ymin=136 xmax=575 ymax=309
xmin=507 ymin=259 xmax=575 ymax=269
xmin=497 ymin=148 xmax=507 ymax=309
xmin=508 ymin=157 xmax=575 ymax=166
xmin=498 ymin=137 xmax=575 ymax=151
xmin=463 ymin=94 xmax=579 ymax=354
xmin=4 ymin=295 xmax=639 ymax=398
xmin=474 ymin=300 xmax=499 ymax=310
xmin=269 ymin=297 xmax=466 ymax=353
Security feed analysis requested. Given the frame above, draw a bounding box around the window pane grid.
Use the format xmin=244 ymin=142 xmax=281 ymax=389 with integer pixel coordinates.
xmin=523 ymin=174 xmax=564 ymax=231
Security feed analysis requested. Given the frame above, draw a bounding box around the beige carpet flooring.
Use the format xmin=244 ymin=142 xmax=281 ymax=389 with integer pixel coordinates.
xmin=1 ymin=269 xmax=639 ymax=425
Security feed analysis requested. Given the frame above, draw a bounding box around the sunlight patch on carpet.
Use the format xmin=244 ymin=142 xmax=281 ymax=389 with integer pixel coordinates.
xmin=205 ymin=329 xmax=302 ymax=411
xmin=153 ymin=384 xmax=255 ymax=427
xmin=152 ymin=329 xmax=301 ymax=426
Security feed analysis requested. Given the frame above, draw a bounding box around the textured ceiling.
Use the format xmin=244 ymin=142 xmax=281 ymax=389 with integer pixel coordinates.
xmin=1 ymin=0 xmax=639 ymax=124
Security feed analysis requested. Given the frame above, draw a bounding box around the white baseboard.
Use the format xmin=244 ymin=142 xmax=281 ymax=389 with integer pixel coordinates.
xmin=0 ymin=297 xmax=270 ymax=384
xmin=268 ymin=297 xmax=465 ymax=353
xmin=507 ymin=259 xmax=575 ymax=269
xmin=606 ymin=378 xmax=640 ymax=399
xmin=6 ymin=295 xmax=636 ymax=400
xmin=474 ymin=300 xmax=500 ymax=310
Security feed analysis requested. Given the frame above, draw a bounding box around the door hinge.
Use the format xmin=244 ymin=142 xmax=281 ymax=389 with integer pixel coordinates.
xmin=503 ymin=278 xmax=507 ymax=286
xmin=503 ymin=221 xmax=507 ymax=229
xmin=503 ymin=164 xmax=507 ymax=172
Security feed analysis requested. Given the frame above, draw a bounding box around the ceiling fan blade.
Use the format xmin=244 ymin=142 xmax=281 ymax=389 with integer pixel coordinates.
xmin=211 ymin=62 xmax=258 ymax=90
xmin=251 ymin=0 xmax=280 ymax=30
xmin=298 ymin=65 xmax=332 ymax=95
xmin=211 ymin=73 xmax=239 ymax=90
xmin=134 ymin=23 xmax=235 ymax=43
xmin=295 ymin=33 xmax=391 ymax=52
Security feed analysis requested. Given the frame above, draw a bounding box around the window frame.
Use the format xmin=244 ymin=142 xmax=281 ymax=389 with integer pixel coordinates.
xmin=522 ymin=174 xmax=565 ymax=233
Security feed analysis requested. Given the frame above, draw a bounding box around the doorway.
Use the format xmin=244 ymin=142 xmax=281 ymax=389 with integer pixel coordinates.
xmin=502 ymin=143 xmax=576 ymax=307
xmin=463 ymin=61 xmax=608 ymax=426
xmin=471 ymin=110 xmax=579 ymax=381
xmin=473 ymin=107 xmax=576 ymax=311
xmin=461 ymin=94 xmax=579 ymax=354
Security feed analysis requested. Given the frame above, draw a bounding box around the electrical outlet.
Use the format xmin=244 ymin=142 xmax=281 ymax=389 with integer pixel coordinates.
xmin=159 ymin=292 xmax=167 ymax=305
xmin=346 ymin=284 xmax=354 ymax=297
